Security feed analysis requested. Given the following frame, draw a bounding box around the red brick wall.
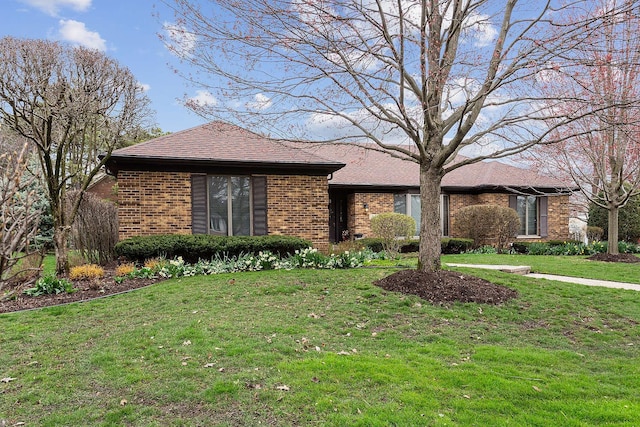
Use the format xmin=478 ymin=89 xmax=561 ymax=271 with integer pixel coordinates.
xmin=117 ymin=171 xmax=192 ymax=240
xmin=347 ymin=193 xmax=395 ymax=238
xmin=117 ymin=171 xmax=331 ymax=249
xmin=266 ymin=175 xmax=330 ymax=250
xmin=449 ymin=192 xmax=570 ymax=241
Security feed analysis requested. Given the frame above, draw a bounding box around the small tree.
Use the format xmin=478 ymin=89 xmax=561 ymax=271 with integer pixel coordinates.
xmin=0 ymin=143 xmax=43 ymax=291
xmin=371 ymin=213 xmax=415 ymax=257
xmin=588 ymin=192 xmax=640 ymax=243
xmin=0 ymin=37 xmax=153 ymax=275
xmin=455 ymin=204 xmax=520 ymax=253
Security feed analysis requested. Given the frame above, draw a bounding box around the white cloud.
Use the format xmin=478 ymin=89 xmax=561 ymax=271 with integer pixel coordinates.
xmin=163 ymin=23 xmax=197 ymax=57
xmin=58 ymin=19 xmax=106 ymax=51
xmin=188 ymin=90 xmax=217 ymax=107
xmin=465 ymin=13 xmax=498 ymax=47
xmin=137 ymin=82 xmax=151 ymax=92
xmin=21 ymin=0 xmax=91 ymax=16
xmin=246 ymin=93 xmax=273 ymax=111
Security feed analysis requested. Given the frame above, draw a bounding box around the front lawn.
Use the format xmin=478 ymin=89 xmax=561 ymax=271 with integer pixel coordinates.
xmin=443 ymin=253 xmax=640 ymax=284
xmin=1 ymin=265 xmax=639 ymax=426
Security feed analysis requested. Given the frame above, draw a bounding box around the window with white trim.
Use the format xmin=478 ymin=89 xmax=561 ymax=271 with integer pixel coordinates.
xmin=393 ymin=193 xmax=449 ymax=236
xmin=516 ymin=195 xmax=538 ymax=236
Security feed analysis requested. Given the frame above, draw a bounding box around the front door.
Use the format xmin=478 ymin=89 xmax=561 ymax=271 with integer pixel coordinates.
xmin=329 ymin=191 xmax=349 ymax=243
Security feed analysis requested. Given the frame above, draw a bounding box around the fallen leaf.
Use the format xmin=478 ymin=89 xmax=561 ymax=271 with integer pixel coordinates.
xmin=120 ymin=399 xmax=128 ymax=406
xmin=218 ymin=367 xmax=225 ymax=372
xmin=463 ymin=395 xmax=471 ymax=399
xmin=308 ymin=312 xmax=320 ymax=318
xmin=276 ymin=385 xmax=290 ymax=391
xmin=204 ymin=363 xmax=216 ymax=368
xmin=315 ymin=346 xmax=321 ymax=352
xmin=336 ymin=351 xmax=351 ymax=355
xmin=1 ymin=377 xmax=16 ymax=383
xmin=183 ymin=340 xmax=192 ymax=346
xmin=181 ymin=362 xmax=188 ymax=366
xmin=532 ymin=386 xmax=541 ymax=392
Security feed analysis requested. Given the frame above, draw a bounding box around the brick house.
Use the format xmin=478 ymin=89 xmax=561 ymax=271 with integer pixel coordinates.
xmin=104 ymin=122 xmax=574 ymax=249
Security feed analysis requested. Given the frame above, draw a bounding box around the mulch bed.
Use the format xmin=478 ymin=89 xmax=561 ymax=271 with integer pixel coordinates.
xmin=374 ymin=269 xmax=518 ymax=305
xmin=587 ymin=253 xmax=640 ymax=263
xmin=0 ymin=272 xmax=160 ymax=314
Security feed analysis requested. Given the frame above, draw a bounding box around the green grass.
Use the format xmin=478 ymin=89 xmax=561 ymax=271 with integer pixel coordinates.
xmin=1 ymin=264 xmax=640 ymax=425
xmin=443 ymin=253 xmax=640 ymax=284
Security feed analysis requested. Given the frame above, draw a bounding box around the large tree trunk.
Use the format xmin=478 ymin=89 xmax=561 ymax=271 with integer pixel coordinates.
xmin=417 ymin=163 xmax=444 ymax=272
xmin=54 ymin=226 xmax=70 ymax=276
xmin=607 ymin=206 xmax=619 ymax=255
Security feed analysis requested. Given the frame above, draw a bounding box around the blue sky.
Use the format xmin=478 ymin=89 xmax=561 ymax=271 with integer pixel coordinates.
xmin=0 ymin=0 xmax=208 ymax=133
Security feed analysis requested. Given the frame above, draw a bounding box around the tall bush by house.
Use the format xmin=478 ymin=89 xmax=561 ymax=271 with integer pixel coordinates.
xmin=68 ymin=191 xmax=118 ymax=266
xmin=370 ymin=212 xmax=416 ymax=257
xmin=455 ymin=204 xmax=520 ymax=252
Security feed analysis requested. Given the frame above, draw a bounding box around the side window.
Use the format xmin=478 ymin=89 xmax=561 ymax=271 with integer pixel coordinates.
xmin=393 ymin=193 xmax=449 ymax=236
xmin=510 ymin=195 xmax=547 ymax=237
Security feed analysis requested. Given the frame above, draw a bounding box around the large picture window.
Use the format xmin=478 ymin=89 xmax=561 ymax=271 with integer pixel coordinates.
xmin=208 ymin=176 xmax=251 ymax=236
xmin=394 ymin=193 xmax=449 ymax=236
xmin=516 ymin=195 xmax=538 ymax=236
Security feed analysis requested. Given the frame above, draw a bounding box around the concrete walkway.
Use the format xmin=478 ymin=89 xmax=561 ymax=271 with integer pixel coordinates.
xmin=446 ymin=263 xmax=640 ymax=292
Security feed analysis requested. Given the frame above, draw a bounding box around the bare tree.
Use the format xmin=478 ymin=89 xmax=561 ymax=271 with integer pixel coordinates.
xmin=528 ymin=0 xmax=640 ymax=254
xmin=0 ymin=37 xmax=154 ymax=275
xmin=0 ymin=142 xmax=42 ymax=292
xmin=161 ymin=0 xmax=627 ymax=272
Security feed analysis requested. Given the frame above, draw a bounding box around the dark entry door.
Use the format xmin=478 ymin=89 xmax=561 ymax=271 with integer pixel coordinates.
xmin=329 ymin=191 xmax=349 ymax=243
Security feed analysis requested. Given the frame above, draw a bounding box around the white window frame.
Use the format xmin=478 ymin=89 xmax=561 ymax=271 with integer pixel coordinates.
xmin=394 ymin=193 xmax=449 ymax=237
xmin=516 ymin=195 xmax=539 ymax=237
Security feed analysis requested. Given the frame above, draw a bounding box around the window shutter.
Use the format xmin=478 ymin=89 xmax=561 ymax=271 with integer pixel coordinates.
xmin=252 ymin=176 xmax=268 ymax=236
xmin=539 ymin=196 xmax=548 ymax=237
xmin=191 ymin=174 xmax=207 ymax=235
xmin=509 ymin=195 xmax=517 ymax=211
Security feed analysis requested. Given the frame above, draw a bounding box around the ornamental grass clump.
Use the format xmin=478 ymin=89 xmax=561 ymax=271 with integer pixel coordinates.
xmin=69 ymin=264 xmax=105 ymax=280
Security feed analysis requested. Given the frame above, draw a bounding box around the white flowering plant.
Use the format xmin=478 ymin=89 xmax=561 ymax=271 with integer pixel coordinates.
xmin=122 ymin=247 xmax=377 ymax=280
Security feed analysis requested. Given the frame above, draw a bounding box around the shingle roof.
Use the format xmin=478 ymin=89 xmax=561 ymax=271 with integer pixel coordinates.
xmin=108 ymin=121 xmax=571 ymax=191
xmin=108 ymin=121 xmax=344 ymax=173
xmin=290 ymin=142 xmax=570 ymax=191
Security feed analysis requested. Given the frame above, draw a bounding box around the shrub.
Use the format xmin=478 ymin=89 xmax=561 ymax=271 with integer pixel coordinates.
xmin=441 ymin=238 xmax=474 ymax=254
xmin=23 ymin=275 xmax=74 ymax=296
xmin=115 ymin=234 xmax=313 ymax=263
xmin=68 ymin=191 xmax=118 ymax=266
xmin=586 ymin=226 xmax=604 ymax=242
xmin=399 ymin=239 xmax=420 ymax=253
xmin=69 ymin=264 xmax=105 ymax=280
xmin=358 ymin=237 xmax=472 ymax=254
xmin=370 ymin=213 xmax=416 ymax=256
xmin=455 ymin=204 xmax=520 ymax=252
xmin=358 ymin=238 xmax=384 ymax=252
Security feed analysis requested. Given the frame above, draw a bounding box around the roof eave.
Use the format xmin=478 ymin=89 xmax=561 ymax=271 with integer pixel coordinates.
xmin=104 ymin=155 xmax=345 ymax=176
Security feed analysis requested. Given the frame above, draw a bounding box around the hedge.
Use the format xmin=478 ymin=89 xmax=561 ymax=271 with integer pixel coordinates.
xmin=357 ymin=237 xmax=473 ymax=254
xmin=115 ymin=234 xmax=313 ymax=263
